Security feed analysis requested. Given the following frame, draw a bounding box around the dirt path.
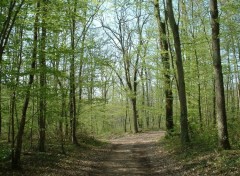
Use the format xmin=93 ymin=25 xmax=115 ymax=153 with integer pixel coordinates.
xmin=2 ymin=131 xmax=178 ymax=176
xmin=89 ymin=131 xmax=178 ymax=176
xmin=2 ymin=130 xmax=240 ymax=175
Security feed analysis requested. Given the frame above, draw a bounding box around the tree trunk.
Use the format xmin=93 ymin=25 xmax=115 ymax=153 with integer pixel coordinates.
xmin=167 ymin=0 xmax=190 ymax=144
xmin=77 ymin=6 xmax=86 ymax=135
xmin=0 ymin=0 xmax=25 ymax=138
xmin=145 ymin=72 xmax=150 ymax=129
xmin=232 ymin=40 xmax=240 ymax=116
xmin=0 ymin=76 xmax=2 ymax=136
xmin=131 ymin=97 xmax=139 ymax=133
xmin=193 ymin=50 xmax=203 ymax=128
xmin=124 ymin=102 xmax=128 ymax=132
xmin=39 ymin=0 xmax=47 ymax=152
xmin=0 ymin=0 xmax=25 ymax=63
xmin=210 ymin=0 xmax=230 ymax=149
xmin=70 ymin=0 xmax=78 ymax=144
xmin=57 ymin=79 xmax=66 ymax=154
xmin=154 ymin=0 xmax=174 ymax=132
xmin=12 ymin=1 xmax=38 ymax=168
xmin=10 ymin=25 xmax=23 ymax=165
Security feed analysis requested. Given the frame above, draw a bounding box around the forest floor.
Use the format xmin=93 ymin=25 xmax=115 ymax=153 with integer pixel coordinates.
xmin=1 ymin=131 xmax=240 ymax=175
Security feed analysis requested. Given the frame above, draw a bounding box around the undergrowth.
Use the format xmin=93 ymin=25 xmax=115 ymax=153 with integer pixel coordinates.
xmin=161 ymin=122 xmax=240 ymax=175
xmin=0 ymin=132 xmax=107 ymax=175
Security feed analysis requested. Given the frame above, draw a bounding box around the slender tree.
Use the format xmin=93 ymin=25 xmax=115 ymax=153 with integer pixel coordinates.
xmin=69 ymin=0 xmax=78 ymax=144
xmin=154 ymin=0 xmax=174 ymax=132
xmin=0 ymin=0 xmax=25 ymax=137
xmin=166 ymin=0 xmax=190 ymax=143
xmin=12 ymin=1 xmax=39 ymax=168
xmin=210 ymin=0 xmax=230 ymax=149
xmin=38 ymin=0 xmax=47 ymax=152
xmin=10 ymin=24 xmax=24 ymax=166
xmin=0 ymin=0 xmax=25 ymax=62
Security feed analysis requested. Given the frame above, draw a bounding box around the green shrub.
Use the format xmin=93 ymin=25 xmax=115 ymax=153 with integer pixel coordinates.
xmin=0 ymin=144 xmax=11 ymax=162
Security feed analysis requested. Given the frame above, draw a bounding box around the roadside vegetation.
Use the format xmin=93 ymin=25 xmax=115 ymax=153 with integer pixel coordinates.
xmin=161 ymin=119 xmax=240 ymax=175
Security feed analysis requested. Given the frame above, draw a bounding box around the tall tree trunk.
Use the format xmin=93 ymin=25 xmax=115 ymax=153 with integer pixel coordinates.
xmin=130 ymin=4 xmax=147 ymax=133
xmin=39 ymin=0 xmax=47 ymax=152
xmin=124 ymin=99 xmax=129 ymax=132
xmin=0 ymin=75 xmax=2 ymax=136
xmin=140 ymin=67 xmax=145 ymax=129
xmin=132 ymin=54 xmax=140 ymax=133
xmin=210 ymin=0 xmax=230 ymax=149
xmin=77 ymin=1 xmax=88 ymax=130
xmin=131 ymin=96 xmax=139 ymax=133
xmin=123 ymin=51 xmax=139 ymax=133
xmin=57 ymin=79 xmax=66 ymax=154
xmin=194 ymin=49 xmax=203 ymax=128
xmin=123 ymin=52 xmax=139 ymax=133
xmin=212 ymin=78 xmax=216 ymax=125
xmin=232 ymin=40 xmax=240 ymax=116
xmin=154 ymin=0 xmax=174 ymax=132
xmin=70 ymin=0 xmax=78 ymax=144
xmin=167 ymin=0 xmax=190 ymax=144
xmin=145 ymin=69 xmax=150 ymax=128
xmin=11 ymin=25 xmax=23 ymax=165
xmin=12 ymin=1 xmax=38 ymax=168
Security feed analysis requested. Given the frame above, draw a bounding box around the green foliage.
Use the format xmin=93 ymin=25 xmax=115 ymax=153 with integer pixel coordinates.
xmin=78 ymin=133 xmax=106 ymax=147
xmin=0 ymin=0 xmax=240 ymax=172
xmin=228 ymin=118 xmax=240 ymax=148
xmin=0 ymin=143 xmax=11 ymax=162
xmin=163 ymin=124 xmax=218 ymax=156
xmin=161 ymin=125 xmax=240 ymax=174
xmin=213 ymin=150 xmax=240 ymax=173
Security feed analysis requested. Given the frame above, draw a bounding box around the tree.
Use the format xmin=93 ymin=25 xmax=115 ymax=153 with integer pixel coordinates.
xmin=101 ymin=1 xmax=143 ymax=133
xmin=166 ymin=0 xmax=190 ymax=143
xmin=0 ymin=0 xmax=25 ymax=137
xmin=38 ymin=0 xmax=47 ymax=152
xmin=0 ymin=0 xmax=25 ymax=62
xmin=12 ymin=1 xmax=39 ymax=168
xmin=9 ymin=18 xmax=25 ymax=167
xmin=68 ymin=0 xmax=78 ymax=144
xmin=210 ymin=0 xmax=231 ymax=149
xmin=154 ymin=0 xmax=174 ymax=132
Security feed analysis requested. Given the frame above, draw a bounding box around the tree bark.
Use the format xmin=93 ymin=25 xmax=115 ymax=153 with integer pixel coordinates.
xmin=154 ymin=0 xmax=174 ymax=132
xmin=39 ymin=0 xmax=47 ymax=152
xmin=166 ymin=0 xmax=190 ymax=144
xmin=10 ymin=25 xmax=24 ymax=166
xmin=69 ymin=0 xmax=78 ymax=144
xmin=131 ymin=96 xmax=139 ymax=133
xmin=210 ymin=0 xmax=230 ymax=149
xmin=57 ymin=79 xmax=67 ymax=154
xmin=194 ymin=49 xmax=203 ymax=128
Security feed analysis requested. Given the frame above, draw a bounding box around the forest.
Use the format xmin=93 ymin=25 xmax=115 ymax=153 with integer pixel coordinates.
xmin=0 ymin=0 xmax=240 ymax=175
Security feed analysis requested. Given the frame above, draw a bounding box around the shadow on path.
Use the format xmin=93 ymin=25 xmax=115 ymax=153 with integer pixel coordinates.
xmin=89 ymin=131 xmax=179 ymax=176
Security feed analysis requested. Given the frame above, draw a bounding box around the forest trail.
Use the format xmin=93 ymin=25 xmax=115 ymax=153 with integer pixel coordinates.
xmin=1 ymin=131 xmax=180 ymax=176
xmin=3 ymin=130 xmax=238 ymax=175
xmin=88 ymin=131 xmax=179 ymax=176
